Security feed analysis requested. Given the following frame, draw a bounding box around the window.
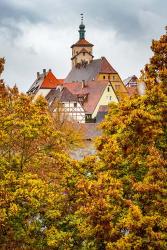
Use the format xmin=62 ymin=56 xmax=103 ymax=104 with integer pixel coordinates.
xmin=83 ymin=52 xmax=85 ymax=56
xmin=110 ymin=96 xmax=112 ymax=100
xmin=108 ymin=75 xmax=110 ymax=80
xmin=74 ymin=102 xmax=77 ymax=107
xmin=103 ymin=75 xmax=106 ymax=79
xmin=113 ymin=76 xmax=115 ymax=80
xmin=107 ymin=87 xmax=110 ymax=92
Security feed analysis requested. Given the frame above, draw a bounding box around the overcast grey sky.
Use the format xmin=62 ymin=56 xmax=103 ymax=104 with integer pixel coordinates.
xmin=0 ymin=0 xmax=166 ymax=91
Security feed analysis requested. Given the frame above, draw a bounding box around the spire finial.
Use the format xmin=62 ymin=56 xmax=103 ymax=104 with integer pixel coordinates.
xmin=79 ymin=13 xmax=85 ymax=39
xmin=81 ymin=13 xmax=84 ymax=24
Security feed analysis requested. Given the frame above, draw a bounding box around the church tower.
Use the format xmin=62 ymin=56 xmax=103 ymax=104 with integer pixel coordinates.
xmin=71 ymin=14 xmax=94 ymax=67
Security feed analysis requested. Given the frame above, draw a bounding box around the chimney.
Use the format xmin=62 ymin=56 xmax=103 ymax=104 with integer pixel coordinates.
xmin=0 ymin=79 xmax=4 ymax=83
xmin=37 ymin=72 xmax=40 ymax=79
xmin=43 ymin=69 xmax=46 ymax=77
xmin=82 ymin=80 xmax=85 ymax=89
xmin=49 ymin=69 xmax=52 ymax=72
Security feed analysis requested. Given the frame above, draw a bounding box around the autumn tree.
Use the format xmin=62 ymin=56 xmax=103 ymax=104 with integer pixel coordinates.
xmin=0 ymin=59 xmax=82 ymax=249
xmin=73 ymin=28 xmax=167 ymax=249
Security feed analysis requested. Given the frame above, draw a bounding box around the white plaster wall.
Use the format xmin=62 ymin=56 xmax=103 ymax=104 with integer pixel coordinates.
xmin=34 ymin=89 xmax=51 ymax=100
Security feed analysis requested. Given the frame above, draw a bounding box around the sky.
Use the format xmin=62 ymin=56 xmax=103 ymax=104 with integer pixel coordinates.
xmin=0 ymin=0 xmax=166 ymax=92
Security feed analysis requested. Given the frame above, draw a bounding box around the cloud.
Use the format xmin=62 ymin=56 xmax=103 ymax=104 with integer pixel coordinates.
xmin=0 ymin=0 xmax=166 ymax=91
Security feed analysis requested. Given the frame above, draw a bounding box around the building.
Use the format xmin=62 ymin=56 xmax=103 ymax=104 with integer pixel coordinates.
xmin=27 ymin=16 xmax=129 ymax=124
xmin=123 ymin=75 xmax=138 ymax=87
xmin=27 ymin=69 xmax=60 ymax=98
xmin=44 ymin=79 xmax=119 ymax=124
xmin=123 ymin=75 xmax=139 ymax=96
xmin=46 ymin=85 xmax=85 ymax=123
xmin=63 ymin=80 xmax=119 ymax=122
xmin=65 ymin=17 xmax=128 ymax=100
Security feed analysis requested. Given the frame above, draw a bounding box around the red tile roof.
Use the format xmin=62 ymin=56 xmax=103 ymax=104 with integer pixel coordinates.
xmin=71 ymin=39 xmax=94 ymax=48
xmin=41 ymin=71 xmax=60 ymax=89
xmin=100 ymin=57 xmax=117 ymax=74
xmin=27 ymin=70 xmax=60 ymax=95
xmin=57 ymin=79 xmax=64 ymax=84
xmin=63 ymin=81 xmax=108 ymax=114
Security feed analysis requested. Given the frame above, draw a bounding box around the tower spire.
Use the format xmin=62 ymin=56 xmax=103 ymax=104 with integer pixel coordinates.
xmin=79 ymin=13 xmax=85 ymax=40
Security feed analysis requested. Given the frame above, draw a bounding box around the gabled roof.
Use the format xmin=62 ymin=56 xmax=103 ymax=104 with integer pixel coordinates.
xmin=71 ymin=38 xmax=94 ymax=48
xmin=46 ymin=86 xmax=78 ymax=105
xmin=123 ymin=75 xmax=138 ymax=86
xmin=100 ymin=57 xmax=117 ymax=74
xmin=27 ymin=70 xmax=60 ymax=95
xmin=64 ymin=81 xmax=109 ymax=114
xmin=57 ymin=79 xmax=64 ymax=84
xmin=65 ymin=57 xmax=117 ymax=83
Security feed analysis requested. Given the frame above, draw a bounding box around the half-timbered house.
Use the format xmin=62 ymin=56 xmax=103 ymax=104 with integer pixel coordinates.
xmin=46 ymin=86 xmax=85 ymax=123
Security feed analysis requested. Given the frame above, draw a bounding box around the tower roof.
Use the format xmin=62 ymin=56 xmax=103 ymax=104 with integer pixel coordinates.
xmin=71 ymin=38 xmax=94 ymax=48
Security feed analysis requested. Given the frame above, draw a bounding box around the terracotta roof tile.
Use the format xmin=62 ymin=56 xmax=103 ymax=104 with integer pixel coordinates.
xmin=41 ymin=71 xmax=60 ymax=89
xmin=100 ymin=57 xmax=117 ymax=74
xmin=46 ymin=87 xmax=78 ymax=107
xmin=63 ymin=80 xmax=108 ymax=114
xmin=57 ymin=79 xmax=64 ymax=84
xmin=71 ymin=39 xmax=94 ymax=48
xmin=27 ymin=71 xmax=60 ymax=95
